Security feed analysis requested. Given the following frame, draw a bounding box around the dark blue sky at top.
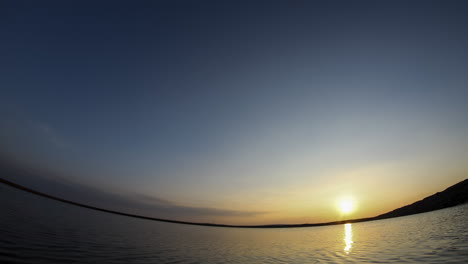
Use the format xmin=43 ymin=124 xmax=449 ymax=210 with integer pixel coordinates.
xmin=1 ymin=0 xmax=468 ymax=212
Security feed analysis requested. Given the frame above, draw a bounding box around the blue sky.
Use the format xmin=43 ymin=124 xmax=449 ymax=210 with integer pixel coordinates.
xmin=1 ymin=0 xmax=467 ymax=224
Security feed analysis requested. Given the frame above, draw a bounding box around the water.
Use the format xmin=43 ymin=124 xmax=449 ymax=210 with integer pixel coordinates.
xmin=1 ymin=184 xmax=468 ymax=263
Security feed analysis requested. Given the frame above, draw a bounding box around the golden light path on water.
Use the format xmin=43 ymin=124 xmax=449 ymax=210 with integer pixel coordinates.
xmin=344 ymin=223 xmax=353 ymax=254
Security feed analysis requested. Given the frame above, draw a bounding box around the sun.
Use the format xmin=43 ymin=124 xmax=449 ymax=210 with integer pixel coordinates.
xmin=338 ymin=198 xmax=355 ymax=214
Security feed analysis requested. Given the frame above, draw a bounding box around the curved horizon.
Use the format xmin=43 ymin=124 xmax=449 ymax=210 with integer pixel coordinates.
xmin=0 ymin=177 xmax=373 ymax=228
xmin=2 ymin=177 xmax=465 ymax=228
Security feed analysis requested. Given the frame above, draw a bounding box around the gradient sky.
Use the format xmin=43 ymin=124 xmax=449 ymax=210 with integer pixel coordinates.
xmin=1 ymin=0 xmax=468 ymax=225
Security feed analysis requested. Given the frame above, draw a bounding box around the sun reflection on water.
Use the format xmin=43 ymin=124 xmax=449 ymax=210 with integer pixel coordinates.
xmin=344 ymin=223 xmax=353 ymax=254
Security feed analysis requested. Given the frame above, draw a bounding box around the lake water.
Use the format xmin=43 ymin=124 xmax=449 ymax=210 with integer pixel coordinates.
xmin=1 ymin=184 xmax=468 ymax=263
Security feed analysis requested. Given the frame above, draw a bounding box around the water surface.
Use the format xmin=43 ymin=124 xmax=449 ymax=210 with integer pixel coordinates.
xmin=1 ymin=184 xmax=467 ymax=263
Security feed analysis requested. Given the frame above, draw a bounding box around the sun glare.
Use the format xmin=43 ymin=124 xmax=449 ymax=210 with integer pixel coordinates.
xmin=338 ymin=198 xmax=355 ymax=214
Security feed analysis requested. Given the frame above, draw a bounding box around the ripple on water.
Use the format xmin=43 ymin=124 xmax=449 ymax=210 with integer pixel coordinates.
xmin=1 ymin=186 xmax=468 ymax=264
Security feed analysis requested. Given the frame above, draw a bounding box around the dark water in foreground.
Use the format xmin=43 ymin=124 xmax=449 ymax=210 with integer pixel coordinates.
xmin=1 ymin=185 xmax=468 ymax=264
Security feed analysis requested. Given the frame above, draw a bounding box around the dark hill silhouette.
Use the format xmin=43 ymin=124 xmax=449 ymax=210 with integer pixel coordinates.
xmin=375 ymin=178 xmax=468 ymax=220
xmin=1 ymin=176 xmax=467 ymax=228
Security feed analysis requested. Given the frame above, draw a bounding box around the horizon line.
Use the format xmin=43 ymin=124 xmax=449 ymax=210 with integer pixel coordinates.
xmin=0 ymin=177 xmax=409 ymax=228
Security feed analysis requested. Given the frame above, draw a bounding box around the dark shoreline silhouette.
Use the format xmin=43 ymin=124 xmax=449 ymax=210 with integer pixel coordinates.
xmin=1 ymin=177 xmax=467 ymax=228
xmin=376 ymin=178 xmax=468 ymax=219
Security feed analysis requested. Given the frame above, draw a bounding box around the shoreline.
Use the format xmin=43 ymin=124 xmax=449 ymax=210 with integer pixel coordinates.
xmin=2 ymin=177 xmax=465 ymax=229
xmin=0 ymin=177 xmax=379 ymax=228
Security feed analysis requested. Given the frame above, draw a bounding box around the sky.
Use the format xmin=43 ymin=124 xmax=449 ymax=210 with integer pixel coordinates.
xmin=1 ymin=0 xmax=468 ymax=225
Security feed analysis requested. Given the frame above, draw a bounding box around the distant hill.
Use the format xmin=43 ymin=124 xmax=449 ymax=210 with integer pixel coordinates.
xmin=376 ymin=179 xmax=468 ymax=219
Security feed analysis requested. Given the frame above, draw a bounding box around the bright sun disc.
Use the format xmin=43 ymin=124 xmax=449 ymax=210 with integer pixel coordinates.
xmin=338 ymin=199 xmax=354 ymax=214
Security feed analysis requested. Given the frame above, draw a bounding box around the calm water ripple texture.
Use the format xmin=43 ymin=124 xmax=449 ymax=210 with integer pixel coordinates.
xmin=1 ymin=184 xmax=468 ymax=263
